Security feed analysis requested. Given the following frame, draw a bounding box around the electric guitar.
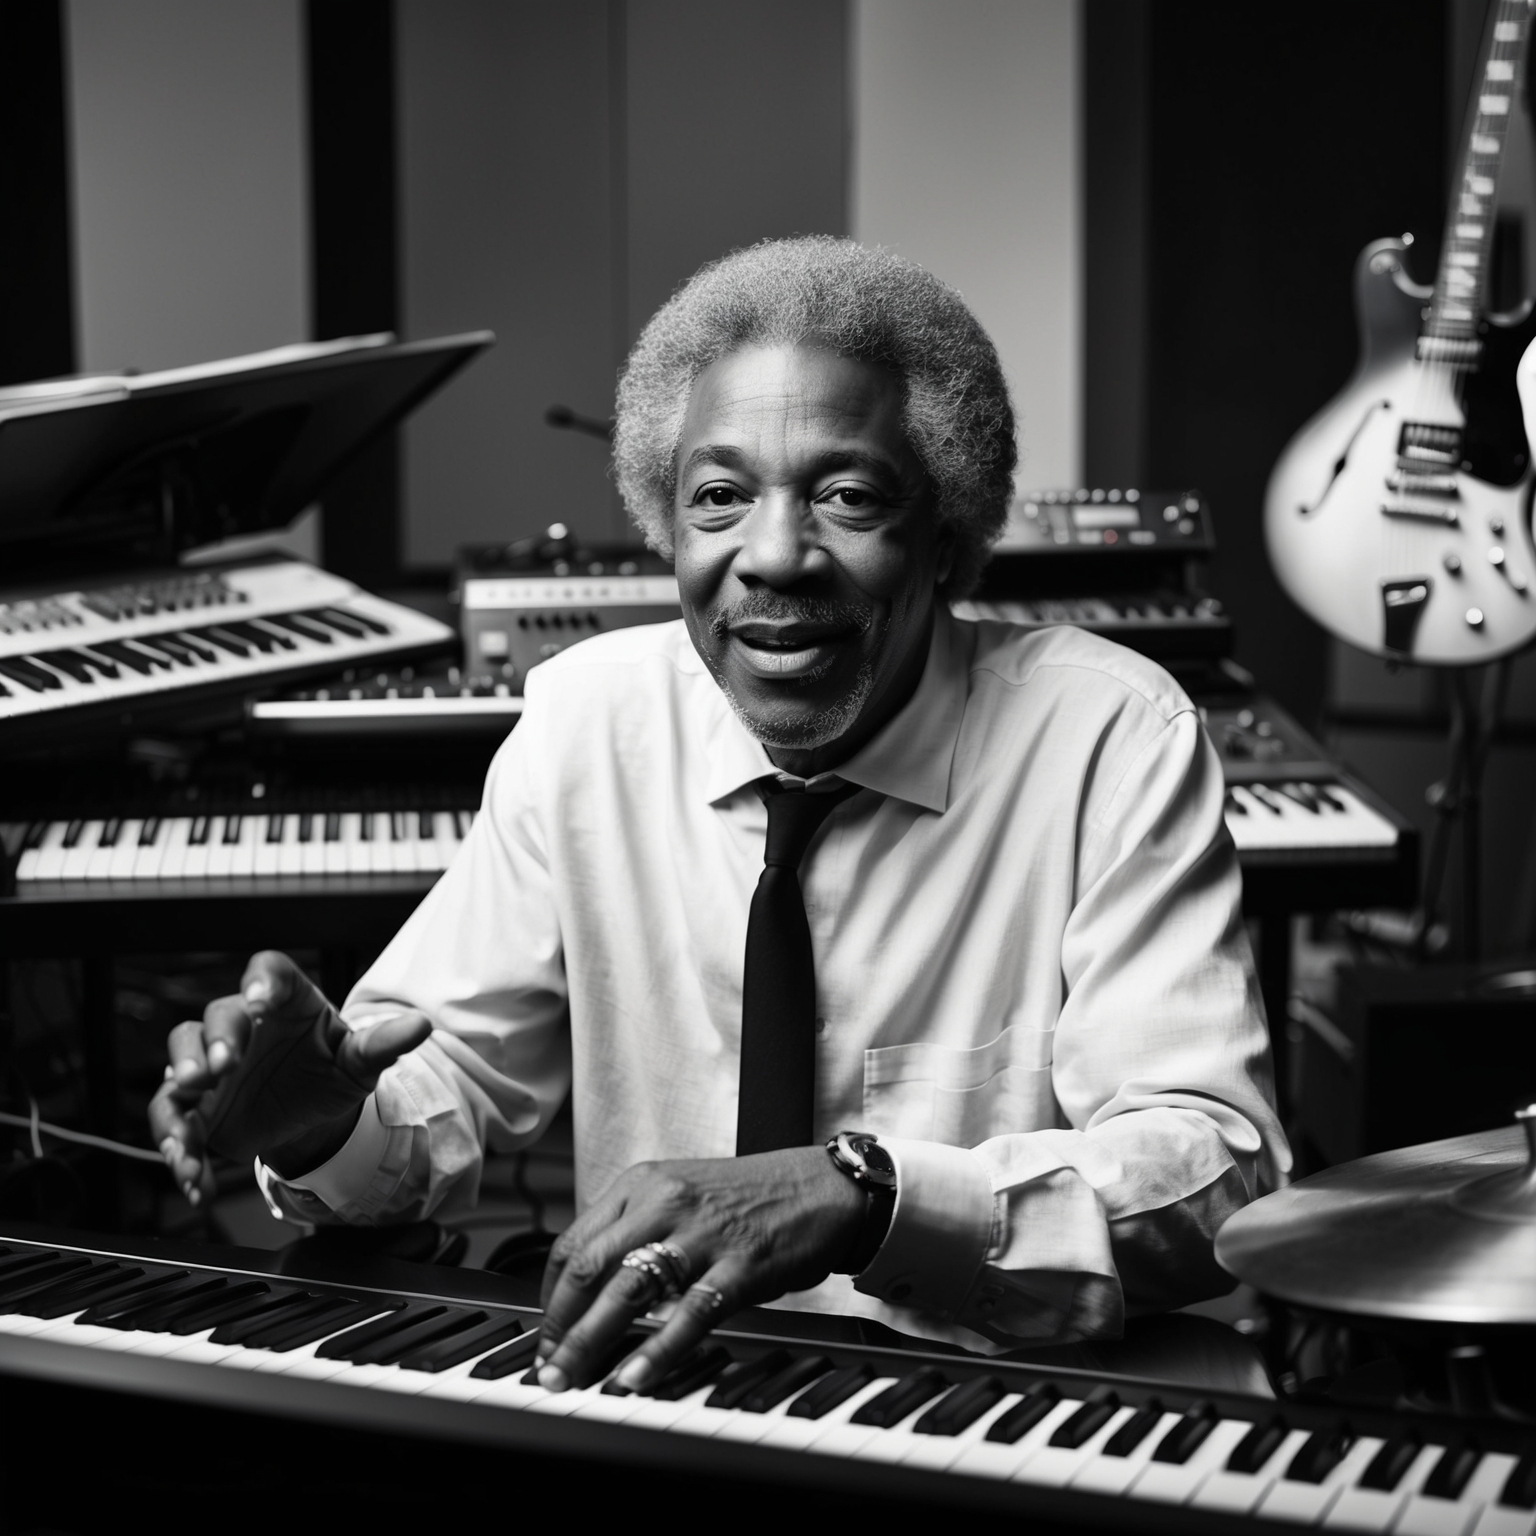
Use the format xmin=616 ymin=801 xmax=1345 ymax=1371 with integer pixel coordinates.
xmin=1264 ymin=0 xmax=1536 ymax=665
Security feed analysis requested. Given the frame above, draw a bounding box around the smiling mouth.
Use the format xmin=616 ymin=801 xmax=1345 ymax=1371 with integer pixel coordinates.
xmin=729 ymin=625 xmax=850 ymax=679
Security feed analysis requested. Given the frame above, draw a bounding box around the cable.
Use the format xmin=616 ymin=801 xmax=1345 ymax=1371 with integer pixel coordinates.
xmin=0 ymin=1109 xmax=162 ymax=1165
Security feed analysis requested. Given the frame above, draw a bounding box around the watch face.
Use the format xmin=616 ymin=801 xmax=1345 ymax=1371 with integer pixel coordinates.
xmin=848 ymin=1133 xmax=896 ymax=1183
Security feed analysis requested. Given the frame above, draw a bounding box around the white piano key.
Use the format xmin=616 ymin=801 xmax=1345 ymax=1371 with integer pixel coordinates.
xmin=254 ymin=815 xmax=283 ymax=876
xmin=1397 ymin=1454 xmax=1520 ymax=1536
xmin=1128 ymin=1414 xmax=1250 ymax=1504
xmin=230 ymin=814 xmax=261 ymax=876
xmin=158 ymin=817 xmax=193 ymax=877
xmin=1323 ymin=1442 xmax=1440 ymax=1531
xmin=1471 ymin=1507 xmax=1536 ymax=1536
xmin=1225 ymin=782 xmax=1398 ymax=851
xmin=1197 ymin=1428 xmax=1311 ymax=1514
xmin=894 ymin=1391 xmax=1028 ymax=1472
xmin=1255 ymin=1435 xmax=1384 ymax=1525
xmin=130 ymin=818 xmax=169 ymax=878
xmin=945 ymin=1396 xmax=1081 ymax=1481
xmin=205 ymin=817 xmax=236 ymax=876
xmin=28 ymin=821 xmax=69 ymax=879
xmin=1014 ymin=1404 xmax=1135 ymax=1488
xmin=84 ymin=822 xmax=118 ymax=879
xmin=362 ymin=811 xmax=390 ymax=874
xmin=616 ymin=1383 xmax=723 ymax=1433
xmin=430 ymin=810 xmax=460 ymax=870
xmin=277 ymin=814 xmax=305 ymax=876
xmin=59 ymin=821 xmax=103 ymax=880
xmin=322 ymin=815 xmax=350 ymax=875
xmin=298 ymin=818 xmax=325 ymax=876
xmin=710 ymin=1395 xmax=803 ymax=1445
xmin=182 ymin=818 xmax=216 ymax=878
xmin=1072 ymin=1410 xmax=1187 ymax=1497
xmin=105 ymin=819 xmax=143 ymax=879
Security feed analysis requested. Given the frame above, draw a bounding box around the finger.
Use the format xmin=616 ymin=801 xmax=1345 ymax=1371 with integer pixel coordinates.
xmin=536 ymin=1177 xmax=638 ymax=1315
xmin=149 ymin=1083 xmax=213 ymax=1205
xmin=609 ymin=1258 xmax=746 ymax=1395
xmin=167 ymin=1019 xmax=212 ymax=1090
xmin=240 ymin=949 xmax=326 ymax=1022
xmin=539 ymin=1251 xmax=676 ymax=1391
xmin=334 ymin=1011 xmax=433 ymax=1089
xmin=200 ymin=995 xmax=254 ymax=1076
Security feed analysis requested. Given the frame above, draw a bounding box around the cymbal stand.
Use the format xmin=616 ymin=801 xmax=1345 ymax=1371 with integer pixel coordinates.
xmin=1419 ymin=659 xmax=1511 ymax=961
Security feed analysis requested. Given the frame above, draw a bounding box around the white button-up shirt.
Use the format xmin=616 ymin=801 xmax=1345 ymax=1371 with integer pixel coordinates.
xmin=264 ymin=608 xmax=1288 ymax=1351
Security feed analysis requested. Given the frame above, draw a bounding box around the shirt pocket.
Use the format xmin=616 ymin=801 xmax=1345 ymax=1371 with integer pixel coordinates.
xmin=860 ymin=1023 xmax=1056 ymax=1147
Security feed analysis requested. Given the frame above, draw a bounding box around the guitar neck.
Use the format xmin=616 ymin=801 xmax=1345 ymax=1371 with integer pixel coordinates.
xmin=1425 ymin=0 xmax=1534 ymax=346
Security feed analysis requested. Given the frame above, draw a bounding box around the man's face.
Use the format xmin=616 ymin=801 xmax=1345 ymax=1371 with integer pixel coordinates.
xmin=673 ymin=344 xmax=953 ymax=775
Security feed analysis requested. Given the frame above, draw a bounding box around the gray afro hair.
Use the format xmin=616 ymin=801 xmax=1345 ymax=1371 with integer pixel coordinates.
xmin=613 ymin=236 xmax=1017 ymax=600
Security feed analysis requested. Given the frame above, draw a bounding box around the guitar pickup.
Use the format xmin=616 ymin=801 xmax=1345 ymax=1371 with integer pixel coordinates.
xmin=1398 ymin=422 xmax=1463 ymax=468
xmin=1415 ymin=336 xmax=1481 ymax=365
xmin=1381 ymin=502 xmax=1459 ymax=525
xmin=1382 ymin=578 xmax=1432 ymax=656
xmin=1385 ymin=471 xmax=1458 ymax=498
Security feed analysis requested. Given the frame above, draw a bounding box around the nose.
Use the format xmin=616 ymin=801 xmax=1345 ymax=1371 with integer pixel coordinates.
xmin=730 ymin=494 xmax=831 ymax=588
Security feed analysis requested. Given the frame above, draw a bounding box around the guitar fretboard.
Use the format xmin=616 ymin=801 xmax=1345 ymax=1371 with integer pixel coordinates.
xmin=1425 ymin=0 xmax=1534 ymax=348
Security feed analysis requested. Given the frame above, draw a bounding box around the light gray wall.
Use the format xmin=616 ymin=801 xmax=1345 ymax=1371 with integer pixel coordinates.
xmin=851 ymin=0 xmax=1082 ymax=492
xmin=66 ymin=0 xmax=308 ymax=374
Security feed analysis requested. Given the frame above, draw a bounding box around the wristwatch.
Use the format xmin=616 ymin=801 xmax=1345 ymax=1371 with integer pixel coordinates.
xmin=825 ymin=1131 xmax=897 ymax=1275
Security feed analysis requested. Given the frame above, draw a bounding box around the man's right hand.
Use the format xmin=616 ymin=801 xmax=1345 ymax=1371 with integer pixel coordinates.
xmin=148 ymin=950 xmax=432 ymax=1205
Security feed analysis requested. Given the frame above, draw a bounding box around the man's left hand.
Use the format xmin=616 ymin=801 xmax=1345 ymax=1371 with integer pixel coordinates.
xmin=535 ymin=1146 xmax=868 ymax=1393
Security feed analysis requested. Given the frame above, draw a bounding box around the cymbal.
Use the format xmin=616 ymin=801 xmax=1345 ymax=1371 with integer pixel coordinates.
xmin=1215 ymin=1107 xmax=1536 ymax=1325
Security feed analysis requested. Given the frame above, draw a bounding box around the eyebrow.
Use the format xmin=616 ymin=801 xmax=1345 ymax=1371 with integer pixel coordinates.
xmin=677 ymin=444 xmax=905 ymax=480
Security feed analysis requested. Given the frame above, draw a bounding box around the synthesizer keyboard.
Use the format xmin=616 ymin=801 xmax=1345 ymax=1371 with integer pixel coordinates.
xmin=246 ymin=663 xmax=524 ymax=739
xmin=0 ymin=1229 xmax=1532 ymax=1532
xmin=0 ymin=559 xmax=455 ymax=745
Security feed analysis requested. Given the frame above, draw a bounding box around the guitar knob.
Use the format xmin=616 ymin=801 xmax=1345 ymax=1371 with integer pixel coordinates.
xmin=1467 ymin=607 xmax=1485 ymax=628
xmin=1444 ymin=553 xmax=1463 ymax=574
xmin=1490 ymin=516 xmax=1505 ymax=535
xmin=1490 ymin=546 xmax=1506 ymax=568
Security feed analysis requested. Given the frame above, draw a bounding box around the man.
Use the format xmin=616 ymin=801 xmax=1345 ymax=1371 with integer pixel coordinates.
xmin=151 ymin=237 xmax=1287 ymax=1399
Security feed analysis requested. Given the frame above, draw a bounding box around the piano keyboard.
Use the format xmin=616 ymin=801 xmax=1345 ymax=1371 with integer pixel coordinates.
xmin=11 ymin=805 xmax=477 ymax=883
xmin=955 ymin=594 xmax=1226 ymax=629
xmin=1 ymin=1234 xmax=1532 ymax=1532
xmin=1223 ymin=782 xmax=1401 ymax=853
xmin=247 ymin=663 xmax=525 ymax=738
xmin=0 ymin=560 xmax=454 ymax=738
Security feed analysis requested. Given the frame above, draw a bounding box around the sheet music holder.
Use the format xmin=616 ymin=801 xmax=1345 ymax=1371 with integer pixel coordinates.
xmin=0 ymin=330 xmax=493 ymax=577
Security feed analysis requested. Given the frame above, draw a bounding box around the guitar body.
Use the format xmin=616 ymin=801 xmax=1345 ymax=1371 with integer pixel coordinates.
xmin=1265 ymin=236 xmax=1536 ymax=664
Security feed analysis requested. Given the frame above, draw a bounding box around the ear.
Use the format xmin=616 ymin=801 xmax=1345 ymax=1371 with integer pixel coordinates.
xmin=931 ymin=517 xmax=958 ymax=589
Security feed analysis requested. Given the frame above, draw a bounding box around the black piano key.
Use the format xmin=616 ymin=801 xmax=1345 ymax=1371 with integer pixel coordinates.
xmin=28 ymin=1268 xmax=174 ymax=1320
xmin=13 ymin=1262 xmax=138 ymax=1315
xmin=315 ymin=1302 xmax=446 ymax=1361
xmin=221 ymin=621 xmax=285 ymax=655
xmin=0 ymin=677 xmax=10 ymax=696
xmin=133 ymin=634 xmax=199 ymax=667
xmin=324 ymin=813 xmax=342 ymax=842
xmin=390 ymin=811 xmax=408 ymax=842
xmin=221 ymin=815 xmax=242 ymax=845
xmin=166 ymin=631 xmax=221 ymax=662
xmin=0 ymin=657 xmax=65 ymax=691
xmin=68 ymin=1270 xmax=195 ymax=1324
xmin=398 ymin=1315 xmax=532 ymax=1374
xmin=98 ymin=818 xmax=124 ymax=848
xmin=163 ymin=1282 xmax=284 ymax=1335
xmin=1227 ymin=1415 xmax=1290 ymax=1475
xmin=985 ymin=1384 xmax=1061 ymax=1443
xmin=85 ymin=1274 xmax=227 ymax=1328
xmin=1422 ymin=1441 xmax=1481 ymax=1501
xmin=0 ymin=1249 xmax=67 ymax=1282
xmin=1315 ymin=784 xmax=1347 ymax=812
xmin=1102 ymin=1399 xmax=1166 ymax=1457
xmin=705 ymin=1350 xmax=793 ymax=1411
xmin=33 ymin=649 xmax=100 ymax=683
xmin=265 ymin=814 xmax=285 ymax=843
xmin=304 ymin=608 xmax=369 ymax=639
xmin=91 ymin=639 xmax=170 ymax=674
xmin=912 ymin=1374 xmax=1008 ymax=1437
xmin=61 ymin=818 xmax=87 ymax=849
xmin=188 ymin=816 xmax=212 ymax=846
xmin=849 ymin=1367 xmax=949 ymax=1429
xmin=1150 ymin=1400 xmax=1217 ymax=1464
xmin=138 ymin=817 xmax=162 ymax=846
xmin=1224 ymin=790 xmax=1248 ymax=816
xmin=1357 ymin=1430 xmax=1421 ymax=1491
xmin=358 ymin=812 xmax=374 ymax=842
xmin=191 ymin=627 xmax=251 ymax=658
xmin=1502 ymin=1453 xmax=1536 ymax=1510
xmin=738 ymin=1354 xmax=834 ymax=1413
xmin=643 ymin=1344 xmax=733 ymax=1402
xmin=314 ymin=605 xmax=388 ymax=636
xmin=418 ymin=812 xmax=433 ymax=840
xmin=1048 ymin=1387 xmax=1120 ymax=1449
xmin=0 ymin=1256 xmax=96 ymax=1305
xmin=20 ymin=822 xmax=47 ymax=852
xmin=1278 ymin=782 xmax=1322 ymax=814
xmin=344 ymin=1307 xmax=487 ymax=1367
xmin=468 ymin=1330 xmax=542 ymax=1380
xmin=1285 ymin=1426 xmax=1354 ymax=1483
xmin=787 ymin=1362 xmax=877 ymax=1420
xmin=297 ymin=813 xmax=315 ymax=843
xmin=264 ymin=612 xmax=334 ymax=645
xmin=206 ymin=1291 xmax=335 ymax=1345
xmin=238 ymin=1299 xmax=383 ymax=1353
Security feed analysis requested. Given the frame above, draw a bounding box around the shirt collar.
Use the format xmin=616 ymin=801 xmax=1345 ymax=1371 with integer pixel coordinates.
xmin=701 ymin=604 xmax=969 ymax=814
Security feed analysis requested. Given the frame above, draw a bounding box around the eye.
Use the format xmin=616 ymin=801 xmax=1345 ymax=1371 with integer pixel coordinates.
xmin=691 ymin=482 xmax=748 ymax=508
xmin=816 ymin=483 xmax=883 ymax=514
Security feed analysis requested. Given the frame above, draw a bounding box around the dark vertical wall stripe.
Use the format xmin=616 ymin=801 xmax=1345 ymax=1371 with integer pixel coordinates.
xmin=0 ymin=0 xmax=74 ymax=387
xmin=306 ymin=0 xmax=402 ymax=583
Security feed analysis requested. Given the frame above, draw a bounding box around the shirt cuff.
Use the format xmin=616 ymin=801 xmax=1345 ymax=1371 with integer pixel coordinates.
xmin=852 ymin=1136 xmax=993 ymax=1317
xmin=256 ymin=1094 xmax=389 ymax=1215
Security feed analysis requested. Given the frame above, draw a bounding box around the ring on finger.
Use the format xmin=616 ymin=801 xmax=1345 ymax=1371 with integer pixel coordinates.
xmin=620 ymin=1249 xmax=674 ymax=1303
xmin=648 ymin=1240 xmax=691 ymax=1295
xmin=686 ymin=1281 xmax=726 ymax=1315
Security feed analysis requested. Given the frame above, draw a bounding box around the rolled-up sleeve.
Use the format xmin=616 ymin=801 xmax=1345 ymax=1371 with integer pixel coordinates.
xmin=261 ymin=680 xmax=572 ymax=1226
xmin=856 ymin=710 xmax=1288 ymax=1345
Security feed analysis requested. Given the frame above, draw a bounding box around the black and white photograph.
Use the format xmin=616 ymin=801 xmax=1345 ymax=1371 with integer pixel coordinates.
xmin=1 ymin=1 xmax=1535 ymax=1530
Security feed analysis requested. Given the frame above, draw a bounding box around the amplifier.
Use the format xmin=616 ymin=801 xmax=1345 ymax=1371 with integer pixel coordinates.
xmin=1294 ymin=960 xmax=1536 ymax=1166
xmin=455 ymin=527 xmax=679 ymax=688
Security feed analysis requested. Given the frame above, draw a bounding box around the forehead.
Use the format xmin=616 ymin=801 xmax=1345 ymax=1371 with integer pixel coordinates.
xmin=677 ymin=344 xmax=909 ymax=463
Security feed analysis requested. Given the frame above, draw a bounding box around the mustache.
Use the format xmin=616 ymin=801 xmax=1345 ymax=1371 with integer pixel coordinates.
xmin=707 ymin=590 xmax=874 ymax=640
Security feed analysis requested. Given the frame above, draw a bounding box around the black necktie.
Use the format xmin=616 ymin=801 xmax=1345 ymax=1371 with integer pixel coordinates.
xmin=736 ymin=779 xmax=860 ymax=1155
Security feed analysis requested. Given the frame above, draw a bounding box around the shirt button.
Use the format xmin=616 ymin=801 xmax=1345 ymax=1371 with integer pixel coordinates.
xmin=814 ymin=1016 xmax=828 ymax=1036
